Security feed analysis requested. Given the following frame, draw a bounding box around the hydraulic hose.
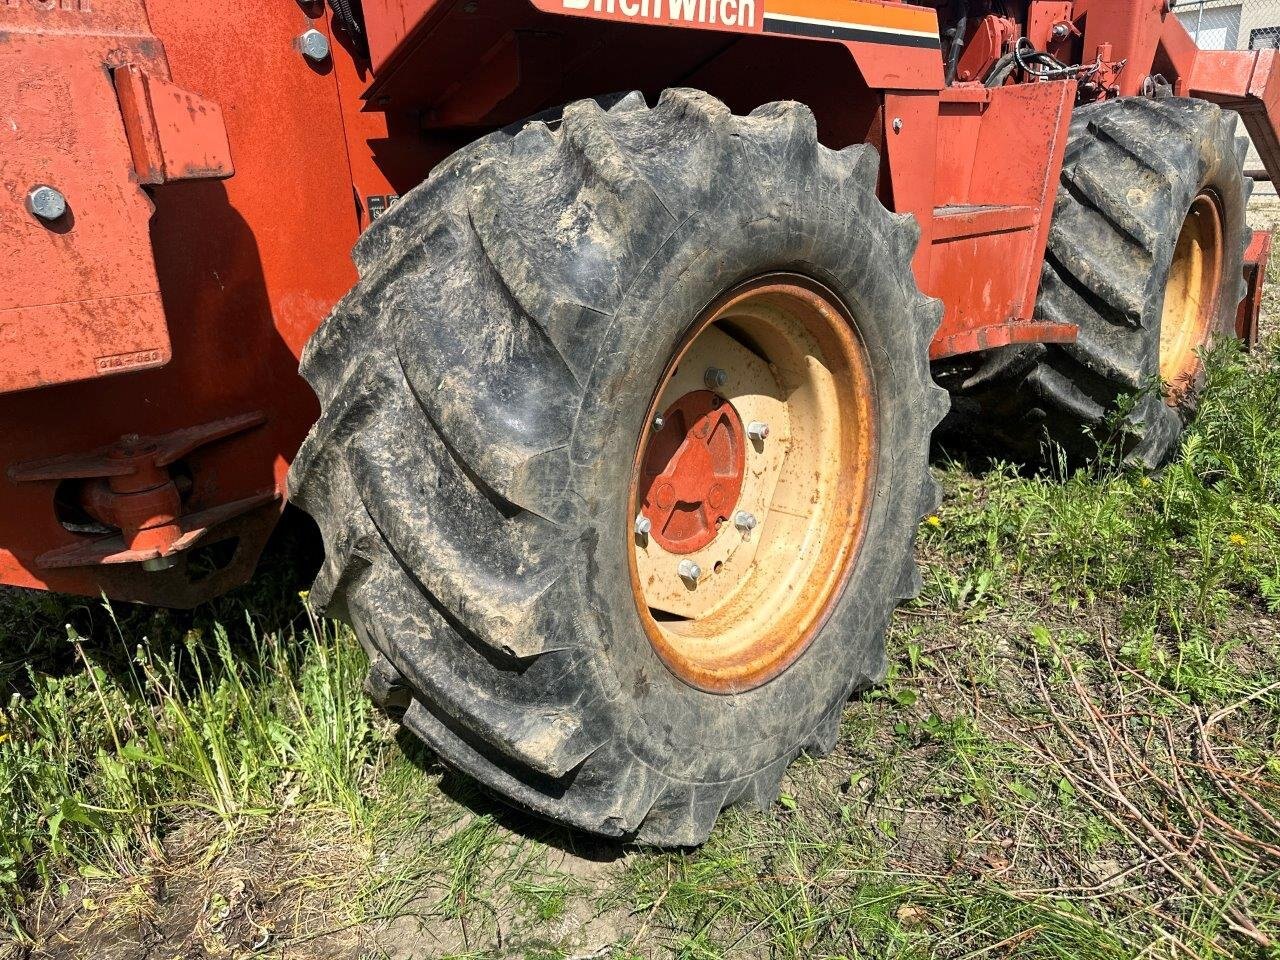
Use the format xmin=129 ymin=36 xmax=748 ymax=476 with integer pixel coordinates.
xmin=945 ymin=0 xmax=970 ymax=86
xmin=327 ymin=0 xmax=369 ymax=58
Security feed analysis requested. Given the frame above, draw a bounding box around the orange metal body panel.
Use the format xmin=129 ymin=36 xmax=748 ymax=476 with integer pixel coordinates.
xmin=1239 ymin=230 xmax=1273 ymax=351
xmin=1 ymin=0 xmax=1277 ymax=605
xmin=1190 ymin=49 xmax=1280 ymax=185
xmin=0 ymin=0 xmax=360 ymax=603
xmin=0 ymin=5 xmax=173 ymax=394
xmin=924 ymin=81 xmax=1076 ymax=360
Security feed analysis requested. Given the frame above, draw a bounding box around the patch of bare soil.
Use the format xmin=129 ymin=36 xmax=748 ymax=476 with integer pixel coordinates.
xmin=367 ymin=809 xmax=638 ymax=960
xmin=12 ymin=813 xmax=370 ymax=960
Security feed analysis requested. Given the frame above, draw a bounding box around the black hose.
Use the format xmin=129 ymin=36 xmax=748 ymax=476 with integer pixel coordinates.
xmin=945 ymin=0 xmax=970 ymax=86
xmin=984 ymin=52 xmax=1018 ymax=87
xmin=327 ymin=0 xmax=369 ymax=58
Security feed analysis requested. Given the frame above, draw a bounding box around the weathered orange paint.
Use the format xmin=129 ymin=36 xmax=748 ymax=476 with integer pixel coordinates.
xmin=0 ymin=0 xmax=1276 ymax=606
xmin=1239 ymin=230 xmax=1273 ymax=351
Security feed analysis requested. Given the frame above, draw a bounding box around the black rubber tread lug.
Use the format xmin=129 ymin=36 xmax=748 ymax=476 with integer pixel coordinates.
xmin=1062 ymin=163 xmax=1160 ymax=253
xmin=801 ymin=700 xmax=844 ymax=758
xmin=1088 ymin=114 xmax=1182 ymax=183
xmin=352 ymin=130 xmax=508 ymax=276
xmin=387 ymin=215 xmax=581 ymax=520
xmin=1045 ymin=222 xmax=1146 ymax=325
xmin=465 ymin=90 xmax=734 ymax=387
xmin=346 ymin=390 xmax=570 ymax=660
xmin=365 ymin=653 xmax=411 ymax=714
xmin=353 ymin=563 xmax=605 ymax=780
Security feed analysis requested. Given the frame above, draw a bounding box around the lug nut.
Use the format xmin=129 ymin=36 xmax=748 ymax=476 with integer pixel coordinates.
xmin=747 ymin=421 xmax=770 ymax=441
xmin=678 ymin=559 xmax=701 ymax=583
xmin=25 ymin=185 xmax=66 ymax=222
xmin=634 ymin=515 xmax=652 ymax=537
xmin=704 ymin=367 xmax=728 ymax=390
xmin=652 ymin=415 xmax=665 ymax=431
xmin=735 ymin=511 xmax=757 ymax=532
xmin=298 ymin=28 xmax=331 ymax=62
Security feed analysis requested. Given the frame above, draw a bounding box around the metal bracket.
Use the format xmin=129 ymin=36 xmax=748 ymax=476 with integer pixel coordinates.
xmin=113 ymin=64 xmax=235 ymax=185
xmin=9 ymin=412 xmax=267 ymax=569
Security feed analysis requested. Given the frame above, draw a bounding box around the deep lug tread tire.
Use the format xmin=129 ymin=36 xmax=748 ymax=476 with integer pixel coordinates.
xmin=951 ymin=97 xmax=1251 ymax=468
xmin=289 ymin=89 xmax=948 ymax=845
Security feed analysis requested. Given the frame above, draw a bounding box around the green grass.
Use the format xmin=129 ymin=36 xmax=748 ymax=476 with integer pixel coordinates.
xmin=0 ymin=591 xmax=377 ymax=927
xmin=4 ymin=327 xmax=1280 ymax=955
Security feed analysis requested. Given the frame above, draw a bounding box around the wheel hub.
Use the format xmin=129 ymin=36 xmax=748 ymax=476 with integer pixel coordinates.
xmin=639 ymin=390 xmax=746 ymax=555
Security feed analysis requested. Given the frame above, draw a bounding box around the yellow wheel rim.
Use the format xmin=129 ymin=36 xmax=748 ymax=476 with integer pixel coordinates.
xmin=1160 ymin=193 xmax=1224 ymax=402
xmin=627 ymin=275 xmax=876 ymax=694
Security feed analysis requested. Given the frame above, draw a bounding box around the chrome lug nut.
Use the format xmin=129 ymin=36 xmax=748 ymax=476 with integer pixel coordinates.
xmin=634 ymin=515 xmax=652 ymax=537
xmin=703 ymin=367 xmax=728 ymax=390
xmin=678 ymin=559 xmax=701 ymax=583
xmin=734 ymin=511 xmax=757 ymax=532
xmin=298 ymin=28 xmax=331 ymax=62
xmin=652 ymin=415 xmax=665 ymax=431
xmin=25 ymin=185 xmax=66 ymax=222
xmin=747 ymin=421 xmax=770 ymax=442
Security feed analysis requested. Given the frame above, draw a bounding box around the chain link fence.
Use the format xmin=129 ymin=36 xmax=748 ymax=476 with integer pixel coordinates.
xmin=1175 ymin=0 xmax=1280 ymax=192
xmin=1175 ymin=0 xmax=1280 ymax=51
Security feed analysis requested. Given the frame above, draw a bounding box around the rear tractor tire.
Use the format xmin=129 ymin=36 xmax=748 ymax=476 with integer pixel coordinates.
xmin=946 ymin=97 xmax=1251 ymax=468
xmin=288 ymin=89 xmax=949 ymax=845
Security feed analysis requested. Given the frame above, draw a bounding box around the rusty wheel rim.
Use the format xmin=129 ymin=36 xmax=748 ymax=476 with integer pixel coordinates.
xmin=627 ymin=274 xmax=876 ymax=694
xmin=1160 ymin=193 xmax=1224 ymax=402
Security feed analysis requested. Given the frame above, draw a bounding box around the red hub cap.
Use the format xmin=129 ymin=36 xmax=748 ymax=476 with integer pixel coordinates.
xmin=639 ymin=390 xmax=745 ymax=554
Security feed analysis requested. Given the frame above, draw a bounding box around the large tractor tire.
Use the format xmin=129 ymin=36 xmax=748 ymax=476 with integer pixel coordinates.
xmin=948 ymin=97 xmax=1250 ymax=468
xmin=288 ymin=89 xmax=948 ymax=845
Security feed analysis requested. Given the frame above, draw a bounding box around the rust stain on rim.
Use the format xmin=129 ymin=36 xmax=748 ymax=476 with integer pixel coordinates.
xmin=627 ymin=274 xmax=877 ymax=694
xmin=1160 ymin=192 xmax=1224 ymax=403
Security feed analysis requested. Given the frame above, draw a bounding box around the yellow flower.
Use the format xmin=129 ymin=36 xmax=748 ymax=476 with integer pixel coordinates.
xmin=1229 ymin=533 xmax=1249 ymax=547
xmin=925 ymin=516 xmax=942 ymax=528
xmin=1140 ymin=476 xmax=1154 ymax=488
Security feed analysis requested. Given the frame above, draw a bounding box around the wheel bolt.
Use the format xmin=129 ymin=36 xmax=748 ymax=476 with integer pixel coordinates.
xmin=652 ymin=415 xmax=665 ymax=431
xmin=704 ymin=367 xmax=728 ymax=390
xmin=747 ymin=421 xmax=770 ymax=441
xmin=298 ymin=28 xmax=331 ymax=62
xmin=634 ymin=515 xmax=652 ymax=537
xmin=678 ymin=560 xmax=701 ymax=583
xmin=25 ymin=185 xmax=66 ymax=222
xmin=735 ymin=511 xmax=757 ymax=531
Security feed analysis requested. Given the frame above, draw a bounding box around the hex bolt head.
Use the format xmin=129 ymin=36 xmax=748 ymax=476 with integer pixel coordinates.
xmin=678 ymin=559 xmax=701 ymax=583
xmin=734 ymin=511 xmax=758 ymax=532
xmin=1051 ymin=22 xmax=1070 ymax=40
xmin=634 ymin=515 xmax=652 ymax=537
xmin=652 ymin=414 xmax=665 ymax=431
xmin=298 ymin=28 xmax=331 ymax=62
xmin=25 ymin=185 xmax=66 ymax=222
xmin=703 ymin=367 xmax=728 ymax=391
xmin=747 ymin=421 xmax=770 ymax=442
